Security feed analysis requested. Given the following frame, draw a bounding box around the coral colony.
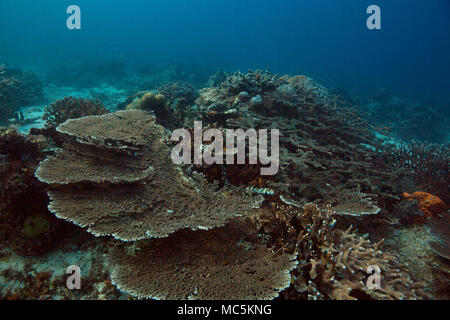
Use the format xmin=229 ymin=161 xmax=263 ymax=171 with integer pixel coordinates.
xmin=0 ymin=67 xmax=448 ymax=300
xmin=171 ymin=121 xmax=280 ymax=175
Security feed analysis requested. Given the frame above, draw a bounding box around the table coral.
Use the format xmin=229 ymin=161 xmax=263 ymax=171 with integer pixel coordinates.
xmin=0 ymin=65 xmax=44 ymax=125
xmin=35 ymin=110 xmax=263 ymax=241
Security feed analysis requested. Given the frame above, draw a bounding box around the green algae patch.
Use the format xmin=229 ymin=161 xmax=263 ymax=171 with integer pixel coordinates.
xmin=21 ymin=215 xmax=51 ymax=239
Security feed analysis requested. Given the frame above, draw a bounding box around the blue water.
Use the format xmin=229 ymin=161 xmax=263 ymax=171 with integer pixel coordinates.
xmin=0 ymin=0 xmax=449 ymax=102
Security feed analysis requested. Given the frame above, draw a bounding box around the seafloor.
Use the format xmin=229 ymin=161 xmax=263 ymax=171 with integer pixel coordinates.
xmin=0 ymin=64 xmax=448 ymax=300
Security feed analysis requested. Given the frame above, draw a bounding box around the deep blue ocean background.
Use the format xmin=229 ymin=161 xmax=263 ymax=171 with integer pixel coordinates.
xmin=0 ymin=0 xmax=449 ymax=103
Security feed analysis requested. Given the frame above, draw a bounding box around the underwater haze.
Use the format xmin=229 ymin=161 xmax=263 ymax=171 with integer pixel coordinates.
xmin=1 ymin=0 xmax=449 ymax=102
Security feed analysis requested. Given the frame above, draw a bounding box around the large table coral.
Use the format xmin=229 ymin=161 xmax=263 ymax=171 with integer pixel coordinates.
xmin=35 ymin=110 xmax=262 ymax=241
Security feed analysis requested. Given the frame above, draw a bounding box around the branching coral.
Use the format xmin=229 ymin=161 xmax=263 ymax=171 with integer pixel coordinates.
xmin=249 ymin=201 xmax=430 ymax=300
xmin=157 ymin=81 xmax=198 ymax=107
xmin=384 ymin=141 xmax=449 ymax=203
xmin=0 ymin=65 xmax=44 ymax=124
xmin=43 ymin=97 xmax=108 ymax=129
xmin=35 ymin=110 xmax=262 ymax=241
xmin=108 ymin=219 xmax=298 ymax=300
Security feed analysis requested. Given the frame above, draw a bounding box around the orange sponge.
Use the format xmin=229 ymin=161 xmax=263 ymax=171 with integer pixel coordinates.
xmin=402 ymin=192 xmax=446 ymax=217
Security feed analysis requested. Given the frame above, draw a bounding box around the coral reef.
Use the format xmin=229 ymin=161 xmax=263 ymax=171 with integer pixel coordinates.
xmin=1 ymin=68 xmax=448 ymax=300
xmin=191 ymin=70 xmax=399 ymax=221
xmin=0 ymin=239 xmax=120 ymax=300
xmin=123 ymin=90 xmax=176 ymax=128
xmin=42 ymin=97 xmax=108 ymax=129
xmin=35 ymin=110 xmax=262 ymax=241
xmin=108 ymin=219 xmax=297 ymax=300
xmin=402 ymin=192 xmax=446 ymax=218
xmin=157 ymin=81 xmax=198 ymax=108
xmin=119 ymin=81 xmax=198 ymax=129
xmin=207 ymin=71 xmax=228 ymax=87
xmin=391 ymin=198 xmax=425 ymax=225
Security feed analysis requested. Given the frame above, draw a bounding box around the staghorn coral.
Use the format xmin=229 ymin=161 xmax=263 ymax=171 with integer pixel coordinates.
xmin=107 ymin=219 xmax=298 ymax=300
xmin=43 ymin=97 xmax=108 ymax=129
xmin=35 ymin=110 xmax=262 ymax=241
xmin=385 ymin=141 xmax=449 ymax=204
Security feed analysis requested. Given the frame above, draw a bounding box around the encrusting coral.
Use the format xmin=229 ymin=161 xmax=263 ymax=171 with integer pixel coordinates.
xmin=35 ymin=110 xmax=263 ymax=241
xmin=108 ymin=219 xmax=298 ymax=300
